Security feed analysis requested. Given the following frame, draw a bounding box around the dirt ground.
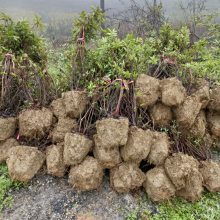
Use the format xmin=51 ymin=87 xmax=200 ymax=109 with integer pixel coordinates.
xmin=0 ymin=173 xmax=155 ymax=220
xmin=1 ymin=152 xmax=220 ymax=220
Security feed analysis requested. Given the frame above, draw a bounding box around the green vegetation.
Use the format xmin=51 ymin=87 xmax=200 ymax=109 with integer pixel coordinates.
xmin=0 ymin=164 xmax=23 ymax=211
xmin=0 ymin=13 xmax=54 ymax=114
xmin=0 ymin=13 xmax=46 ymax=66
xmin=126 ymin=192 xmax=220 ymax=220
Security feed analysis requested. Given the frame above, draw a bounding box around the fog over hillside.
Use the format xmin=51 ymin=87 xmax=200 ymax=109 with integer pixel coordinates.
xmin=0 ymin=0 xmax=219 ymax=20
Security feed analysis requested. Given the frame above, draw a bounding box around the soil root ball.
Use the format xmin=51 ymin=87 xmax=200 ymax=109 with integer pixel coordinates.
xmin=135 ymin=74 xmax=160 ymax=109
xmin=120 ymin=127 xmax=153 ymax=164
xmin=199 ymin=160 xmax=220 ymax=192
xmin=95 ymin=117 xmax=129 ymax=149
xmin=174 ymin=95 xmax=202 ymax=128
xmin=51 ymin=117 xmax=78 ymax=143
xmin=160 ymin=77 xmax=186 ymax=107
xmin=143 ymin=167 xmax=176 ymax=202
xmin=68 ymin=156 xmax=103 ymax=192
xmin=148 ymin=132 xmax=170 ymax=166
xmin=149 ymin=103 xmax=173 ymax=127
xmin=7 ymin=146 xmax=45 ymax=182
xmin=164 ymin=153 xmax=199 ymax=190
xmin=64 ymin=133 xmax=93 ymax=166
xmin=207 ymin=112 xmax=220 ymax=138
xmin=62 ymin=91 xmax=88 ymax=119
xmin=19 ymin=108 xmax=53 ymax=139
xmin=46 ymin=143 xmax=65 ymax=177
xmin=0 ymin=117 xmax=17 ymax=141
xmin=0 ymin=138 xmax=18 ymax=163
xmin=110 ymin=162 xmax=145 ymax=193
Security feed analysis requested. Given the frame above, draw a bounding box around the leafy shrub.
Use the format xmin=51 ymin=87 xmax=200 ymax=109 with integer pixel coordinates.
xmin=0 ymin=13 xmax=47 ymax=67
xmin=0 ymin=14 xmax=54 ymax=115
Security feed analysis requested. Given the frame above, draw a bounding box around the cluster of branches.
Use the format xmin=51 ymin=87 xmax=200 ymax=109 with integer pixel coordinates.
xmin=109 ymin=0 xmax=165 ymax=38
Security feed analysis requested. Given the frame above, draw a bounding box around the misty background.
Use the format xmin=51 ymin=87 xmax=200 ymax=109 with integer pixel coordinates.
xmin=0 ymin=0 xmax=219 ymax=42
xmin=0 ymin=0 xmax=219 ymax=20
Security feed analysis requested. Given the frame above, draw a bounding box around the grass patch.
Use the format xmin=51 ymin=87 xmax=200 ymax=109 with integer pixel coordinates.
xmin=150 ymin=192 xmax=220 ymax=220
xmin=0 ymin=164 xmax=23 ymax=212
xmin=126 ymin=192 xmax=220 ymax=220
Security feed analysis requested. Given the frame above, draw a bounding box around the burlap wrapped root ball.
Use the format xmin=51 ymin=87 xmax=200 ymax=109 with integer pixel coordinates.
xmin=46 ymin=143 xmax=65 ymax=177
xmin=120 ymin=127 xmax=153 ymax=164
xmin=174 ymin=95 xmax=202 ymax=129
xmin=143 ymin=167 xmax=176 ymax=202
xmin=95 ymin=117 xmax=129 ymax=149
xmin=160 ymin=77 xmax=186 ymax=107
xmin=0 ymin=138 xmax=18 ymax=163
xmin=68 ymin=156 xmax=103 ymax=191
xmin=207 ymin=86 xmax=220 ymax=111
xmin=149 ymin=103 xmax=173 ymax=127
xmin=93 ymin=135 xmax=121 ymax=169
xmin=165 ymin=153 xmax=203 ymax=202
xmin=110 ymin=162 xmax=145 ymax=193
xmin=148 ymin=132 xmax=170 ymax=166
xmin=19 ymin=108 xmax=53 ymax=139
xmin=199 ymin=160 xmax=220 ymax=192
xmin=7 ymin=146 xmax=45 ymax=182
xmin=0 ymin=117 xmax=17 ymax=141
xmin=51 ymin=117 xmax=78 ymax=143
xmin=135 ymin=74 xmax=160 ymax=109
xmin=207 ymin=112 xmax=220 ymax=138
xmin=64 ymin=133 xmax=93 ymax=166
xmin=62 ymin=91 xmax=88 ymax=119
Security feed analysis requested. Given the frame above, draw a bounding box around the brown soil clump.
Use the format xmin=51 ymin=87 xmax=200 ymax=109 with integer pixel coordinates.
xmin=143 ymin=167 xmax=176 ymax=202
xmin=135 ymin=74 xmax=160 ymax=108
xmin=176 ymin=169 xmax=203 ymax=202
xmin=207 ymin=112 xmax=220 ymax=138
xmin=160 ymin=77 xmax=186 ymax=107
xmin=148 ymin=132 xmax=170 ymax=166
xmin=0 ymin=138 xmax=18 ymax=163
xmin=0 ymin=117 xmax=17 ymax=141
xmin=50 ymin=98 xmax=66 ymax=118
xmin=19 ymin=108 xmax=53 ymax=139
xmin=51 ymin=117 xmax=78 ymax=143
xmin=192 ymin=79 xmax=210 ymax=109
xmin=149 ymin=103 xmax=172 ymax=127
xmin=164 ymin=153 xmax=199 ymax=190
xmin=95 ymin=117 xmax=129 ymax=149
xmin=7 ymin=146 xmax=45 ymax=182
xmin=199 ymin=160 xmax=220 ymax=192
xmin=46 ymin=143 xmax=65 ymax=177
xmin=174 ymin=95 xmax=202 ymax=128
xmin=120 ymin=127 xmax=153 ymax=164
xmin=64 ymin=133 xmax=93 ymax=166
xmin=186 ymin=111 xmax=207 ymax=138
xmin=94 ymin=135 xmax=121 ymax=168
xmin=62 ymin=91 xmax=88 ymax=119
xmin=68 ymin=156 xmax=103 ymax=191
xmin=207 ymin=86 xmax=220 ymax=111
xmin=110 ymin=162 xmax=145 ymax=193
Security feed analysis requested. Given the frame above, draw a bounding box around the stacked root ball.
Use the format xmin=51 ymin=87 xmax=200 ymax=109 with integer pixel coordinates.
xmin=0 ymin=75 xmax=220 ymax=203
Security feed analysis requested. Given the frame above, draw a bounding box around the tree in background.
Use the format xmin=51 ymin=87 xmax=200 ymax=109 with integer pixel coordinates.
xmin=111 ymin=0 xmax=165 ymax=38
xmin=179 ymin=0 xmax=208 ymax=43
